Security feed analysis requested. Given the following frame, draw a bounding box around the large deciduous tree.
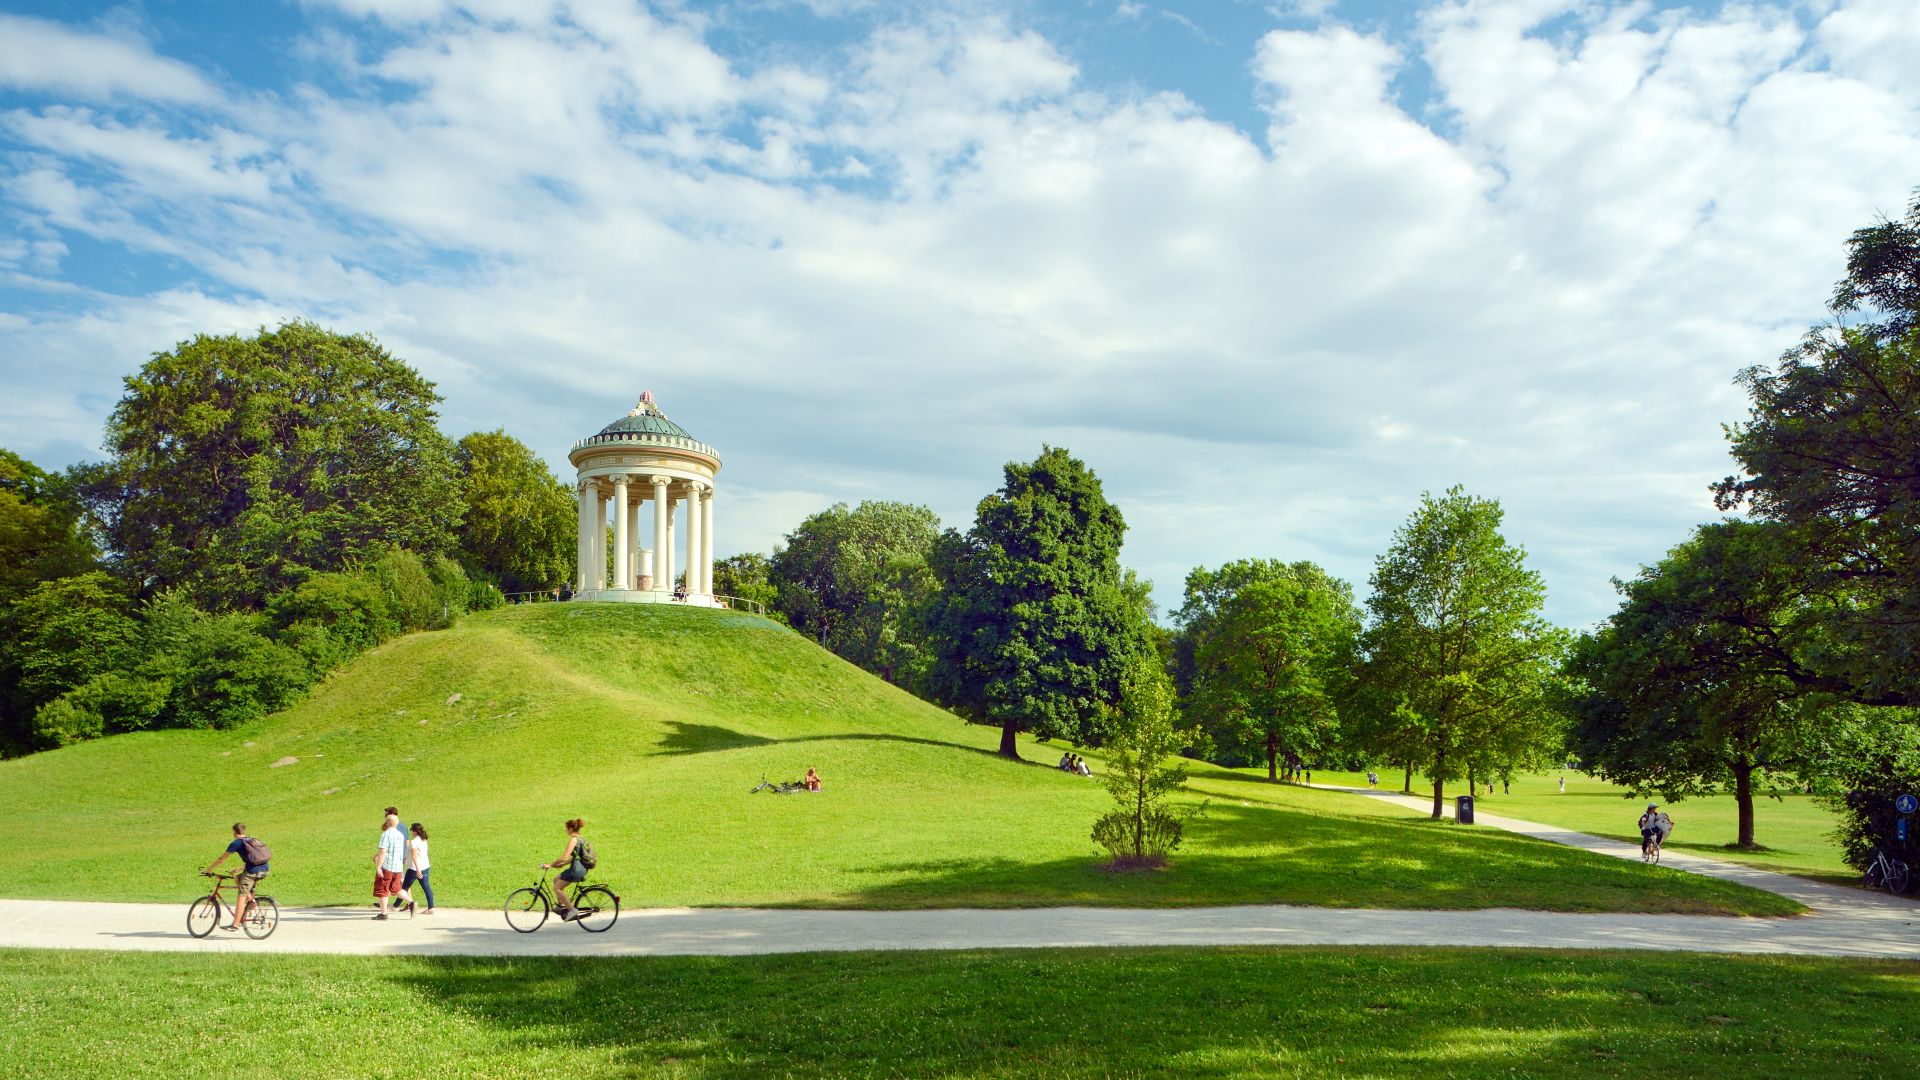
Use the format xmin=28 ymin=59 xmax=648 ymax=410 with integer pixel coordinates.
xmin=1564 ymin=521 xmax=1838 ymax=848
xmin=1364 ymin=487 xmax=1567 ymax=818
xmin=0 ymin=450 xmax=103 ymax=753
xmin=96 ymin=321 xmax=460 ymax=609
xmin=1178 ymin=559 xmax=1359 ymax=781
xmin=1714 ymin=192 xmax=1920 ymax=707
xmin=923 ymin=447 xmax=1153 ymax=759
xmin=770 ymin=501 xmax=941 ymax=686
xmin=453 ymin=430 xmax=575 ymax=593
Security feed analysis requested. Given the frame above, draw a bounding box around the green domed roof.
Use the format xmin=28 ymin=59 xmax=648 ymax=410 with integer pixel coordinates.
xmin=596 ymin=392 xmax=696 ymax=441
xmin=598 ymin=411 xmax=693 ymax=439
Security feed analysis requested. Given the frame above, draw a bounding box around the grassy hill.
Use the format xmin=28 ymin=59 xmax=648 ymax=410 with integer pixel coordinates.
xmin=0 ymin=603 xmax=1795 ymax=915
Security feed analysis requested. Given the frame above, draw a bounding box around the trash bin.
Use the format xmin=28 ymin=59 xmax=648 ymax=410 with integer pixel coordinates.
xmin=1456 ymin=795 xmax=1475 ymax=824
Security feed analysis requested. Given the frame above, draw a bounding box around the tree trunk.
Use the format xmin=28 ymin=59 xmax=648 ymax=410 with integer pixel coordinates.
xmin=1732 ymin=756 xmax=1756 ymax=849
xmin=998 ymin=721 xmax=1020 ymax=760
xmin=1266 ymin=731 xmax=1278 ymax=782
xmin=1431 ymin=749 xmax=1445 ymax=819
xmin=1403 ymin=763 xmax=1412 ymax=793
xmin=1467 ymin=763 xmax=1476 ymax=798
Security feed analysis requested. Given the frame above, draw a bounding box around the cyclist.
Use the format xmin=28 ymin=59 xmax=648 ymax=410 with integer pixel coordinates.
xmin=204 ymin=822 xmax=269 ymax=932
xmin=1638 ymin=803 xmax=1674 ymax=855
xmin=543 ymin=818 xmax=591 ymax=919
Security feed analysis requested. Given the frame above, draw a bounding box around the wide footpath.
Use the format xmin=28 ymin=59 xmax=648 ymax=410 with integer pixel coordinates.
xmin=4 ymin=788 xmax=1913 ymax=960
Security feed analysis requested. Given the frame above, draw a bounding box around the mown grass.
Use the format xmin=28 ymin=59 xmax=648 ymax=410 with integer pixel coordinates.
xmin=0 ymin=604 xmax=1794 ymax=915
xmin=3 ymin=946 xmax=1915 ymax=1078
xmin=1317 ymin=769 xmax=1851 ymax=883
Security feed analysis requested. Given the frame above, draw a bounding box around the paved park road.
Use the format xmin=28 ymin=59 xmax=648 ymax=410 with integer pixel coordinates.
xmin=2 ymin=790 xmax=1913 ymax=960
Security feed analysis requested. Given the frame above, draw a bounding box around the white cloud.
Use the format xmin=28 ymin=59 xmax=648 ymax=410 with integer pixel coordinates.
xmin=0 ymin=15 xmax=219 ymax=104
xmin=3 ymin=1 xmax=1919 ymax=627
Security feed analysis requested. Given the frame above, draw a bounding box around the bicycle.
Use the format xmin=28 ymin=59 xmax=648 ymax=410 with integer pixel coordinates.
xmin=1641 ymin=828 xmax=1669 ymax=865
xmin=187 ymin=871 xmax=279 ymax=939
xmin=750 ymin=774 xmax=806 ymax=795
xmin=1864 ymin=849 xmax=1911 ymax=894
xmin=503 ymin=868 xmax=619 ymax=933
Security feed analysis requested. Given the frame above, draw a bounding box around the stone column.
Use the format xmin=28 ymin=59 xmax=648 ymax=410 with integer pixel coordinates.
xmin=627 ymin=498 xmax=642 ymax=589
xmin=575 ymin=479 xmax=593 ymax=592
xmin=611 ymin=475 xmax=630 ymax=590
xmin=665 ymin=499 xmax=677 ymax=594
xmin=684 ymin=482 xmax=705 ymax=597
xmin=650 ymin=475 xmax=670 ymax=593
xmin=591 ymin=485 xmax=607 ymax=592
xmin=699 ymin=486 xmax=715 ymax=595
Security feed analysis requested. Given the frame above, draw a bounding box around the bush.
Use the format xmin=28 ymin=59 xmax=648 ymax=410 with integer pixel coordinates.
xmin=1824 ymin=724 xmax=1920 ymax=871
xmin=1091 ymin=808 xmax=1188 ymax=868
xmin=268 ymin=571 xmax=398 ymax=658
xmin=30 ymin=696 xmax=101 ymax=748
xmin=148 ymin=612 xmax=313 ymax=730
xmin=466 ymin=577 xmax=506 ymax=612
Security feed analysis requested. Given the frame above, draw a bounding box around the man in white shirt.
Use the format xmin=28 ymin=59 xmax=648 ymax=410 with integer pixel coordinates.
xmin=373 ymin=812 xmax=408 ymax=919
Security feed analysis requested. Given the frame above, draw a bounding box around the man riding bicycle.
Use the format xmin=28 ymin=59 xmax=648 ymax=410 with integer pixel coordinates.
xmin=204 ymin=822 xmax=269 ymax=932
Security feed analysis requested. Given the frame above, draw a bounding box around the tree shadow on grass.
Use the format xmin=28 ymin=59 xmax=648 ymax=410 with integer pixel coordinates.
xmin=807 ymin=801 xmax=1794 ymax=916
xmin=375 ymin=947 xmax=1920 ymax=1078
xmin=657 ymin=722 xmax=778 ymax=755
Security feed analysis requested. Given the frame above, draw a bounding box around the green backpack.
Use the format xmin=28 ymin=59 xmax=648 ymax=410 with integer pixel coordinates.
xmin=575 ymin=838 xmax=597 ymax=870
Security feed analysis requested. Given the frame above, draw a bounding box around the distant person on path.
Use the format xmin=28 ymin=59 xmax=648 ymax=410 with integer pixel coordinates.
xmin=1366 ymin=771 xmax=1378 ymax=789
xmin=1637 ymin=804 xmax=1672 ymax=855
xmin=804 ymin=767 xmax=822 ymax=792
xmin=402 ymin=822 xmax=434 ymax=915
xmin=543 ymin=818 xmax=591 ymax=919
xmin=205 ymin=822 xmax=270 ymax=933
xmin=1502 ymin=777 xmax=1509 ymax=795
xmin=1558 ymin=777 xmax=1566 ymax=794
xmin=373 ymin=812 xmax=407 ymax=919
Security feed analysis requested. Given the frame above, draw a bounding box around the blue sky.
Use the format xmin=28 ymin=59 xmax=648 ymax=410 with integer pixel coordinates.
xmin=3 ymin=0 xmax=1918 ymax=626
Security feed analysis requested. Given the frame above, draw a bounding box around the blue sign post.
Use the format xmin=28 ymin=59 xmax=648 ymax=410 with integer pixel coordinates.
xmin=1897 ymin=793 xmax=1918 ymax=816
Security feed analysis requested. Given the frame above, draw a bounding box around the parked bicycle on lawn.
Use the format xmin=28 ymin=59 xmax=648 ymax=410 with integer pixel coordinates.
xmin=187 ymin=871 xmax=279 ymax=939
xmin=503 ymin=868 xmax=620 ymax=933
xmin=1864 ymin=848 xmax=1911 ymax=894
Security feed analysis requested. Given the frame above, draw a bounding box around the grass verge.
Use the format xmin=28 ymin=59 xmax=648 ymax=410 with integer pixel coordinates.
xmin=3 ymin=946 xmax=1914 ymax=1078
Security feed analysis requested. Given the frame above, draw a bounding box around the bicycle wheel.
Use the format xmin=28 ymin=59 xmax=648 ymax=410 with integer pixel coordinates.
xmin=243 ymin=896 xmax=279 ymax=940
xmin=504 ymin=887 xmax=549 ymax=932
xmin=1866 ymin=859 xmax=1891 ymax=891
xmin=1886 ymin=858 xmax=1911 ymax=894
xmin=186 ymin=895 xmax=221 ymax=938
xmin=572 ymin=885 xmax=619 ymax=933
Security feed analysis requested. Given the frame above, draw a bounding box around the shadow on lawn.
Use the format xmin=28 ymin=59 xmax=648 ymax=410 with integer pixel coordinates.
xmin=813 ymin=801 xmax=1783 ymax=915
xmin=660 ymin=722 xmax=1061 ymax=770
xmin=379 ymin=948 xmax=1920 ymax=1078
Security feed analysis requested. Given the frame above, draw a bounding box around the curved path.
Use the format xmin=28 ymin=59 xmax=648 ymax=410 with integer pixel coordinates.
xmin=2 ymin=793 xmax=1913 ymax=960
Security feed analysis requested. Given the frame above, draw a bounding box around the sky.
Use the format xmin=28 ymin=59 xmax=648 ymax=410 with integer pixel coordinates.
xmin=2 ymin=0 xmax=1918 ymax=628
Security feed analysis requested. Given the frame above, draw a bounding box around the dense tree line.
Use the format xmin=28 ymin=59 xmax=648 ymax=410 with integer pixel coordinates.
xmin=1 ymin=322 xmax=579 ymax=755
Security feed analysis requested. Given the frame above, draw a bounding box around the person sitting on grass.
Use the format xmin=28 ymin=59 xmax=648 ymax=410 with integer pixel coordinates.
xmin=544 ymin=818 xmax=591 ymax=919
xmin=1059 ymin=752 xmax=1073 ymax=770
xmin=1076 ymin=757 xmax=1092 ymax=778
xmin=804 ymin=767 xmax=822 ymax=792
xmin=205 ymin=822 xmax=269 ymax=932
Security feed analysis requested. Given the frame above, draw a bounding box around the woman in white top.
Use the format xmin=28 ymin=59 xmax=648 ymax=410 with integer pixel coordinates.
xmin=402 ymin=822 xmax=434 ymax=914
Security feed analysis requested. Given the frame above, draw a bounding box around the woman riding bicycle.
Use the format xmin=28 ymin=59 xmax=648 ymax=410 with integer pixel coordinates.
xmin=543 ymin=818 xmax=592 ymax=919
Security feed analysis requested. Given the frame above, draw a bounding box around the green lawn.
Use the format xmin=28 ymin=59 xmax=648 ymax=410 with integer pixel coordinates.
xmin=0 ymin=604 xmax=1794 ymax=915
xmin=4 ymin=946 xmax=1914 ymax=1078
xmin=1316 ymin=769 xmax=1851 ymax=884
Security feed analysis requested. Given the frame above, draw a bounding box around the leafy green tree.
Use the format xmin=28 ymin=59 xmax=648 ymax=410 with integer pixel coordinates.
xmin=771 ymin=501 xmax=941 ymax=686
xmin=923 ymin=447 xmax=1153 ymax=759
xmin=1363 ymin=487 xmax=1568 ymax=818
xmin=453 ymin=430 xmax=574 ymax=593
xmin=1179 ymin=560 xmax=1359 ymax=781
xmin=0 ymin=450 xmax=103 ymax=752
xmin=1713 ymin=193 xmax=1920 ymax=707
xmin=7 ymin=572 xmax=140 ymax=724
xmin=95 ymin=320 xmax=460 ymax=609
xmin=1564 ymin=522 xmax=1839 ymax=848
xmin=711 ymin=553 xmax=781 ymax=618
xmin=1091 ymin=656 xmax=1197 ymax=866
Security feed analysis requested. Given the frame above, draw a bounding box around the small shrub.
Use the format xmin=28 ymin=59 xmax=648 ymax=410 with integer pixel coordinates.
xmin=151 ymin=612 xmax=313 ymax=730
xmin=1824 ymin=724 xmax=1920 ymax=871
xmin=1091 ymin=808 xmax=1189 ymax=868
xmin=30 ymin=696 xmax=102 ymax=748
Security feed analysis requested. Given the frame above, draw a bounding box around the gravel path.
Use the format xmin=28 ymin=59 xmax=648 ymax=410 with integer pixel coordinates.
xmin=2 ymin=791 xmax=1912 ymax=960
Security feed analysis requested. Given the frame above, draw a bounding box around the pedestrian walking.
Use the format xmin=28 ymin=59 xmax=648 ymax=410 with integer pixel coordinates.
xmin=402 ymin=822 xmax=434 ymax=915
xmin=373 ymin=811 xmax=407 ymax=919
